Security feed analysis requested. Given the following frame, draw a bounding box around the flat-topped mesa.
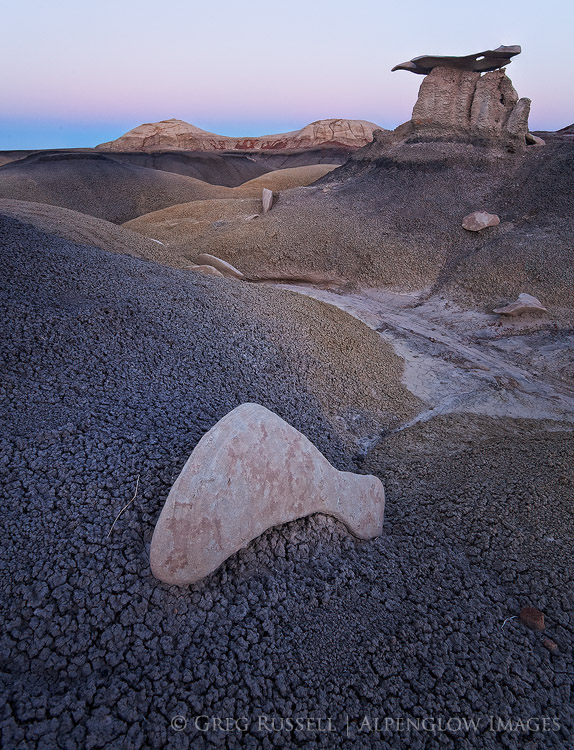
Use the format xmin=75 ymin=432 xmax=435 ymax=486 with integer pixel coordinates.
xmin=386 ymin=45 xmax=530 ymax=150
xmin=392 ymin=45 xmax=522 ymax=75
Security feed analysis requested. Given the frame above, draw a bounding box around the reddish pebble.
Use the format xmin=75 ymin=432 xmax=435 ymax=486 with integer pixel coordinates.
xmin=519 ymin=607 xmax=545 ymax=631
xmin=543 ymin=638 xmax=558 ymax=654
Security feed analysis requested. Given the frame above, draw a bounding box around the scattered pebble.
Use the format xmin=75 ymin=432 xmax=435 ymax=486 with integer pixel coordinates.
xmin=519 ymin=606 xmax=545 ymax=631
xmin=543 ymin=638 xmax=558 ymax=654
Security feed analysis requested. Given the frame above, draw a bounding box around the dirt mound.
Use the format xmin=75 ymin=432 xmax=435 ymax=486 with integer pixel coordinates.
xmin=232 ymin=164 xmax=337 ymax=195
xmin=124 ymin=197 xmax=262 ymax=256
xmin=0 ymin=152 xmax=233 ymax=223
xmin=437 ymin=139 xmax=574 ymax=310
xmin=365 ymin=412 xmax=574 ymax=570
xmin=123 ymin=166 xmax=339 ymax=265
xmin=0 ymin=151 xmax=33 ymax=167
xmin=0 ymin=199 xmax=165 ymax=260
xmin=0 ymin=212 xmax=418 ymax=444
xmin=100 ymin=150 xmax=269 ymax=186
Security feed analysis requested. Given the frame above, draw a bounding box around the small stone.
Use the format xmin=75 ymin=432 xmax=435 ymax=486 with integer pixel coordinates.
xmin=462 ymin=211 xmax=500 ymax=231
xmin=187 ymin=264 xmax=224 ymax=278
xmin=526 ymin=133 xmax=546 ymax=146
xmin=194 ymin=253 xmax=244 ymax=279
xmin=493 ymin=293 xmax=548 ymax=316
xmin=543 ymin=638 xmax=558 ymax=654
xmin=262 ymin=188 xmax=273 ymax=214
xmin=519 ymin=607 xmax=545 ymax=631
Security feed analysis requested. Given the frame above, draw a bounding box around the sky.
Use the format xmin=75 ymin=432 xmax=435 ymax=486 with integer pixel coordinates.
xmin=1 ymin=0 xmax=573 ymax=149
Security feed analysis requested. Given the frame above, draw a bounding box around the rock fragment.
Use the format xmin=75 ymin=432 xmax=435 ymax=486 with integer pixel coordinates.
xmin=262 ymin=188 xmax=273 ymax=214
xmin=543 ymin=638 xmax=558 ymax=654
xmin=193 ymin=253 xmax=244 ymax=279
xmin=187 ymin=264 xmax=224 ymax=278
xmin=150 ymin=403 xmax=385 ymax=586
xmin=462 ymin=211 xmax=500 ymax=232
xmin=519 ymin=606 xmax=545 ymax=631
xmin=493 ymin=294 xmax=548 ymax=317
xmin=526 ymin=133 xmax=546 ymax=146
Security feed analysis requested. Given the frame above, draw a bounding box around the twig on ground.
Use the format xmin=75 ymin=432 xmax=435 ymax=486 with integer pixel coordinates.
xmin=106 ymin=475 xmax=140 ymax=539
xmin=501 ymin=615 xmax=517 ymax=630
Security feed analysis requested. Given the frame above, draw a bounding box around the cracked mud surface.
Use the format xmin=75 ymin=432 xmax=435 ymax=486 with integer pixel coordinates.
xmin=1 ymin=216 xmax=573 ymax=748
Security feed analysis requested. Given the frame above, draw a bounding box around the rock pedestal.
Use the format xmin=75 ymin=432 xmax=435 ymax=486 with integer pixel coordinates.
xmin=411 ymin=67 xmax=530 ymax=148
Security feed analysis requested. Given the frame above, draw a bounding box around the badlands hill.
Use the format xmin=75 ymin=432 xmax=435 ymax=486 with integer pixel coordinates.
xmin=0 ymin=152 xmax=237 ymax=223
xmin=88 ymin=150 xmax=269 ymax=186
xmin=96 ymin=118 xmax=384 ymax=152
xmin=120 ymin=133 xmax=574 ymax=314
xmin=0 ymin=146 xmax=347 ymax=186
xmin=0 ymin=154 xmax=338 ymax=227
xmin=169 ymin=133 xmax=573 ymax=315
xmin=0 ymin=199 xmax=165 ymax=260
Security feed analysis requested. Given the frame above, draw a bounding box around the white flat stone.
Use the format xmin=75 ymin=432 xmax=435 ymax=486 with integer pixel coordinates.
xmin=262 ymin=188 xmax=273 ymax=214
xmin=194 ymin=253 xmax=244 ymax=279
xmin=493 ymin=293 xmax=548 ymax=316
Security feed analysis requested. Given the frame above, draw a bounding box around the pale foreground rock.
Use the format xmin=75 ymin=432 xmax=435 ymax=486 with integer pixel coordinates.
xmin=194 ymin=253 xmax=244 ymax=279
xmin=493 ymin=293 xmax=548 ymax=316
xmin=462 ymin=211 xmax=500 ymax=231
xmin=187 ymin=264 xmax=224 ymax=278
xmin=150 ymin=403 xmax=385 ymax=586
xmin=526 ymin=132 xmax=546 ymax=146
xmin=262 ymin=188 xmax=273 ymax=214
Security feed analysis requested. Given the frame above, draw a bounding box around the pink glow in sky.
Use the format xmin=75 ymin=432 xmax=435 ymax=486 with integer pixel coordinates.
xmin=1 ymin=0 xmax=573 ymax=148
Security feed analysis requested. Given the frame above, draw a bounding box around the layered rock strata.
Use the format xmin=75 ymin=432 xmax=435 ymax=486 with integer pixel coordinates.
xmin=392 ymin=45 xmax=521 ymax=75
xmin=97 ymin=118 xmax=383 ymax=153
xmin=410 ymin=67 xmax=530 ymax=147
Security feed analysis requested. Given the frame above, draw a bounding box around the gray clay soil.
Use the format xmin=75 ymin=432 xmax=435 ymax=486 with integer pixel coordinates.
xmin=1 ymin=214 xmax=573 ymax=749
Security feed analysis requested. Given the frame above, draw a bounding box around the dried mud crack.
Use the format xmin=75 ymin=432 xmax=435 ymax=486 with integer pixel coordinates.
xmin=1 ymin=219 xmax=572 ymax=748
